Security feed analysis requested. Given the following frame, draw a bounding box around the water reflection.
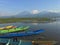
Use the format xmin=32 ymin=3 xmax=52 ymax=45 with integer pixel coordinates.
xmin=32 ymin=23 xmax=39 ymax=25
xmin=0 ymin=18 xmax=60 ymax=41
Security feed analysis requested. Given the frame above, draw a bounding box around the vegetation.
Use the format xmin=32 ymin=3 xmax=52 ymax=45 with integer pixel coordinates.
xmin=0 ymin=18 xmax=53 ymax=23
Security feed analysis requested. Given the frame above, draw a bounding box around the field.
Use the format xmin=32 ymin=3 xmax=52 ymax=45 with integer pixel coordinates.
xmin=0 ymin=18 xmax=54 ymax=23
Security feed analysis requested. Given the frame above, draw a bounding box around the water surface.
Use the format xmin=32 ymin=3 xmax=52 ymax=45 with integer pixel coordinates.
xmin=0 ymin=18 xmax=60 ymax=41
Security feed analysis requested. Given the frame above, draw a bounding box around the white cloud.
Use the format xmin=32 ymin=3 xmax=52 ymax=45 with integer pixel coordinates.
xmin=32 ymin=10 xmax=40 ymax=14
xmin=0 ymin=10 xmax=21 ymax=16
xmin=0 ymin=11 xmax=15 ymax=16
xmin=32 ymin=10 xmax=60 ymax=14
xmin=0 ymin=12 xmax=10 ymax=16
xmin=0 ymin=10 xmax=60 ymax=16
xmin=47 ymin=10 xmax=60 ymax=13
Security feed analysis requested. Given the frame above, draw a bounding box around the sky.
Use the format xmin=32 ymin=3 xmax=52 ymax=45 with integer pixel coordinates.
xmin=0 ymin=0 xmax=60 ymax=16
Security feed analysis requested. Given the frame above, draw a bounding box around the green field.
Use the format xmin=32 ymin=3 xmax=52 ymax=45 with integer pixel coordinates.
xmin=0 ymin=18 xmax=54 ymax=23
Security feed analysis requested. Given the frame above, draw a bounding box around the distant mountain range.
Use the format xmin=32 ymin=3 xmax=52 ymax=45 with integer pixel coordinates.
xmin=0 ymin=11 xmax=60 ymax=18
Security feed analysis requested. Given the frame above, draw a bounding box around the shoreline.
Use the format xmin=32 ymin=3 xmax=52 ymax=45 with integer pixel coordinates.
xmin=0 ymin=18 xmax=56 ymax=24
xmin=0 ymin=21 xmax=56 ymax=24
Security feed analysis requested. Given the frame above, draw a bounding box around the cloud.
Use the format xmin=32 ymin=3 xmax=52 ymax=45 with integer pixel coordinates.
xmin=32 ymin=10 xmax=60 ymax=14
xmin=0 ymin=10 xmax=60 ymax=16
xmin=0 ymin=12 xmax=10 ymax=16
xmin=32 ymin=10 xmax=40 ymax=14
xmin=0 ymin=10 xmax=20 ymax=16
xmin=47 ymin=10 xmax=60 ymax=13
xmin=0 ymin=11 xmax=15 ymax=16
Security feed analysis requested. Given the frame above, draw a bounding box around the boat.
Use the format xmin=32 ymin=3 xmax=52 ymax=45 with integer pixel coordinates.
xmin=5 ymin=25 xmax=16 ymax=29
xmin=0 ymin=26 xmax=30 ymax=34
xmin=0 ymin=29 xmax=44 ymax=38
xmin=0 ymin=25 xmax=16 ymax=30
xmin=0 ymin=27 xmax=5 ymax=30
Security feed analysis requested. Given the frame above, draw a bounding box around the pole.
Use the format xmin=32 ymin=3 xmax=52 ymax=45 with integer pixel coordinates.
xmin=18 ymin=40 xmax=22 ymax=45
xmin=6 ymin=39 xmax=11 ymax=45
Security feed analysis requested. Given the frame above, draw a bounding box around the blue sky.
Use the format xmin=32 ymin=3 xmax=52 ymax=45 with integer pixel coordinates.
xmin=0 ymin=0 xmax=60 ymax=16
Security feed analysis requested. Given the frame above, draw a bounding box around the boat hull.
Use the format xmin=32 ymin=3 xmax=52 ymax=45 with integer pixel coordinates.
xmin=0 ymin=26 xmax=30 ymax=34
xmin=0 ymin=29 xmax=44 ymax=38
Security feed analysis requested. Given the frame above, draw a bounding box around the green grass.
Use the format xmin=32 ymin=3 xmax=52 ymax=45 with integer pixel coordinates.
xmin=0 ymin=18 xmax=52 ymax=23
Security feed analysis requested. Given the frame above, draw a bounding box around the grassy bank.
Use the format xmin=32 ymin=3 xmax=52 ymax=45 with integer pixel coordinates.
xmin=0 ymin=18 xmax=53 ymax=23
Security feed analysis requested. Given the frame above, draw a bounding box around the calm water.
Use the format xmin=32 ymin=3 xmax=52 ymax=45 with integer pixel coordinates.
xmin=0 ymin=18 xmax=60 ymax=44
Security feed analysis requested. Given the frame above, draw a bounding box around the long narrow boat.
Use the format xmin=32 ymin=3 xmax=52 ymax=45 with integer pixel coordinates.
xmin=0 ymin=25 xmax=14 ymax=30
xmin=0 ymin=29 xmax=44 ymax=38
xmin=0 ymin=26 xmax=30 ymax=34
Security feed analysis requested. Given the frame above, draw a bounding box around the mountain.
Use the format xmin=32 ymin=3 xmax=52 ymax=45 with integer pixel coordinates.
xmin=0 ymin=11 xmax=60 ymax=18
xmin=36 ymin=11 xmax=60 ymax=18
xmin=13 ymin=11 xmax=33 ymax=18
xmin=13 ymin=11 xmax=60 ymax=18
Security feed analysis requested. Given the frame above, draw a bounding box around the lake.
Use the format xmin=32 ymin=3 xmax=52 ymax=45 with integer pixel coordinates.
xmin=0 ymin=18 xmax=60 ymax=44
